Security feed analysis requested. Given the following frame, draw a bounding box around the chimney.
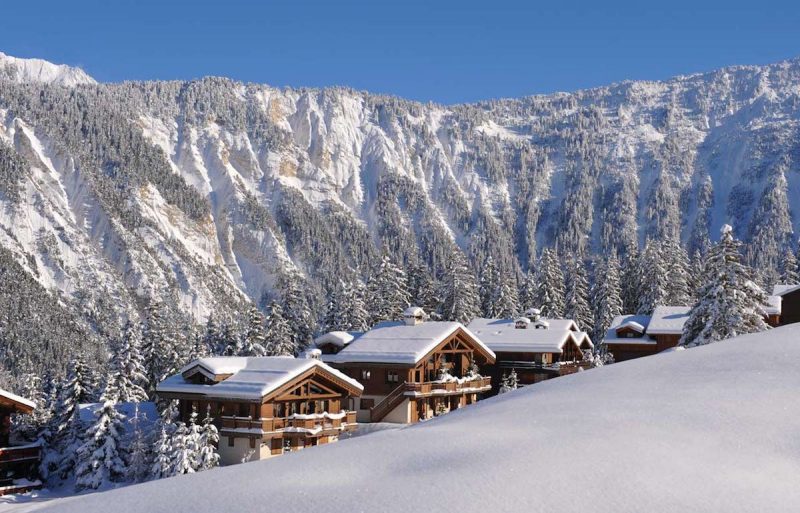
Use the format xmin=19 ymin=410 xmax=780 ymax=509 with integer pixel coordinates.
xmin=403 ymin=306 xmax=425 ymax=326
xmin=525 ymin=307 xmax=541 ymax=322
xmin=514 ymin=317 xmax=531 ymax=329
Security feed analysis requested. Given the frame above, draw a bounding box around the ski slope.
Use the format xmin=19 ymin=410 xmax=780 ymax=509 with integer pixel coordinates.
xmin=34 ymin=325 xmax=800 ymax=513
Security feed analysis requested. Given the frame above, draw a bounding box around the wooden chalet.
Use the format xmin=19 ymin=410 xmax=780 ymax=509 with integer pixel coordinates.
xmin=773 ymin=284 xmax=800 ymax=326
xmin=0 ymin=389 xmax=41 ymax=496
xmin=467 ymin=309 xmax=595 ymax=392
xmin=320 ymin=307 xmax=495 ymax=423
xmin=157 ymin=357 xmax=363 ymax=466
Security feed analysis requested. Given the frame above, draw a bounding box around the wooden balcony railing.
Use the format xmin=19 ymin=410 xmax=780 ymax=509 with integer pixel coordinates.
xmin=0 ymin=444 xmax=41 ymax=465
xmin=221 ymin=411 xmax=358 ymax=435
xmin=405 ymin=376 xmax=492 ymax=395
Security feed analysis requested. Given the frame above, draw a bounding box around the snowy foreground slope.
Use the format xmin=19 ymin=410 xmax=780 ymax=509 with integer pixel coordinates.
xmin=37 ymin=325 xmax=800 ymax=513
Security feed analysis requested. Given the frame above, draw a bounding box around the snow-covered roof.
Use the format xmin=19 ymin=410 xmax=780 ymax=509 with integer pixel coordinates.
xmin=326 ymin=321 xmax=495 ymax=365
xmin=466 ymin=318 xmax=582 ymax=353
xmin=772 ymin=284 xmax=800 ymax=297
xmin=764 ymin=295 xmax=782 ymax=316
xmin=0 ymin=387 xmax=36 ymax=412
xmin=617 ymin=320 xmax=646 ymax=333
xmin=78 ymin=401 xmax=158 ymax=424
xmin=573 ymin=331 xmax=595 ymax=349
xmin=603 ymin=314 xmax=656 ymax=345
xmin=646 ymin=306 xmax=692 ymax=335
xmin=158 ymin=357 xmax=363 ymax=400
xmin=314 ymin=331 xmax=360 ymax=348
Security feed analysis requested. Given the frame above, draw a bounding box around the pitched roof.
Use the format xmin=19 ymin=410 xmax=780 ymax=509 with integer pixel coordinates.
xmin=603 ymin=314 xmax=656 ymax=345
xmin=326 ymin=321 xmax=495 ymax=365
xmin=157 ymin=357 xmax=363 ymax=400
xmin=466 ymin=318 xmax=585 ymax=353
xmin=647 ymin=306 xmax=692 ymax=335
xmin=772 ymin=284 xmax=800 ymax=296
xmin=314 ymin=331 xmax=360 ymax=349
xmin=0 ymin=388 xmax=36 ymax=413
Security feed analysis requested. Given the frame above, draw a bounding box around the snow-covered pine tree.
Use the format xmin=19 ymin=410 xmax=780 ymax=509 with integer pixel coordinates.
xmin=662 ymin=239 xmax=691 ymax=306
xmin=141 ymin=299 xmax=177 ymax=397
xmin=197 ymin=406 xmax=220 ymax=471
xmin=150 ymin=424 xmax=173 ymax=480
xmin=367 ymin=252 xmax=411 ymax=325
xmin=322 ymin=282 xmax=347 ymax=332
xmin=564 ymin=257 xmax=593 ymax=330
xmin=44 ymin=354 xmax=94 ymax=481
xmin=481 ymin=257 xmax=519 ymax=318
xmin=126 ymin=404 xmax=152 ymax=483
xmin=479 ymin=256 xmax=500 ymax=317
xmin=437 ymin=251 xmax=480 ymax=324
xmin=688 ymin=249 xmax=705 ymax=301
xmin=202 ymin=315 xmax=222 ymax=355
xmin=534 ymin=248 xmax=565 ymax=318
xmin=636 ymin=239 xmax=668 ymax=315
xmin=498 ymin=372 xmax=511 ymax=394
xmin=342 ymin=279 xmax=370 ymax=331
xmin=264 ymin=300 xmax=295 ymax=356
xmin=506 ymin=369 xmax=519 ymax=390
xmin=108 ymin=321 xmax=148 ymax=404
xmin=519 ymin=270 xmax=537 ymax=312
xmin=169 ymin=409 xmax=201 ymax=476
xmin=620 ymin=245 xmax=642 ymax=314
xmin=680 ymin=225 xmax=771 ymax=347
xmin=277 ymin=270 xmax=316 ymax=351
xmin=217 ymin=320 xmax=239 ymax=357
xmin=237 ymin=306 xmax=268 ymax=356
xmin=74 ymin=385 xmax=127 ymax=490
xmin=590 ymin=253 xmax=623 ymax=344
xmin=779 ymin=247 xmax=799 ymax=285
xmin=406 ymin=262 xmax=440 ymax=316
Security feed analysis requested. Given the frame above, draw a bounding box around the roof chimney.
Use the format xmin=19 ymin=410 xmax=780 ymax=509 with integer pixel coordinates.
xmin=403 ymin=306 xmax=425 ymax=326
xmin=515 ymin=317 xmax=531 ymax=329
xmin=524 ymin=308 xmax=541 ymax=322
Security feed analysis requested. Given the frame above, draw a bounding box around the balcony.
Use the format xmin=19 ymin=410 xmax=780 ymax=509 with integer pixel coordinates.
xmin=405 ymin=376 xmax=492 ymax=396
xmin=220 ymin=411 xmax=358 ymax=437
xmin=0 ymin=443 xmax=41 ymax=465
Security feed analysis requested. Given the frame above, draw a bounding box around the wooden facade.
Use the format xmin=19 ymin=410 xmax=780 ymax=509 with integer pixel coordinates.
xmin=331 ymin=327 xmax=495 ymax=423
xmin=779 ymin=288 xmax=800 ymax=326
xmin=158 ymin=362 xmax=361 ymax=466
xmin=0 ymin=390 xmax=41 ymax=496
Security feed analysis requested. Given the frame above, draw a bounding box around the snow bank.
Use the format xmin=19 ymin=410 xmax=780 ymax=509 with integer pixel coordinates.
xmin=32 ymin=325 xmax=800 ymax=513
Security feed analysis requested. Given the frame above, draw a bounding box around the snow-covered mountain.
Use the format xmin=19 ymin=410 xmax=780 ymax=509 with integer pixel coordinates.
xmin=0 ymin=52 xmax=95 ymax=86
xmin=33 ymin=324 xmax=800 ymax=513
xmin=0 ymin=52 xmax=799 ymax=368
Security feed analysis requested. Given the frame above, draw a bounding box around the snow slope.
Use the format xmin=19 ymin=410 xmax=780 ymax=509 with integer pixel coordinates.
xmin=34 ymin=325 xmax=800 ymax=513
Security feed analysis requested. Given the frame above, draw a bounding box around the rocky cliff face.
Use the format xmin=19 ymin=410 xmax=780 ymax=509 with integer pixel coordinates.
xmin=0 ymin=53 xmax=798 ymax=358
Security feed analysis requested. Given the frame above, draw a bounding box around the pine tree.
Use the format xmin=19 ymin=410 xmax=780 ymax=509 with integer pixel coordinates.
xmin=108 ymin=321 xmax=148 ymax=404
xmin=688 ymin=250 xmax=705 ymax=301
xmin=480 ymin=256 xmax=519 ymax=318
xmin=779 ymin=247 xmax=799 ymax=285
xmin=680 ymin=225 xmax=771 ymax=347
xmin=663 ymin=239 xmax=691 ymax=306
xmin=506 ymin=369 xmax=519 ymax=390
xmin=564 ymin=257 xmax=593 ymax=330
xmin=367 ymin=252 xmax=411 ymax=325
xmin=237 ymin=306 xmax=267 ymax=356
xmin=591 ymin=253 xmax=623 ymax=344
xmin=141 ymin=300 xmax=177 ymax=397
xmin=637 ymin=239 xmax=668 ymax=315
xmin=74 ymin=385 xmax=127 ymax=490
xmin=217 ymin=320 xmax=239 ymax=357
xmin=150 ymin=424 xmax=173 ymax=480
xmin=534 ymin=248 xmax=565 ymax=318
xmin=519 ymin=270 xmax=537 ymax=311
xmin=264 ymin=301 xmax=296 ymax=356
xmin=438 ymin=252 xmax=480 ymax=324
xmin=342 ymin=279 xmax=370 ymax=331
xmin=202 ymin=315 xmax=222 ymax=355
xmin=197 ymin=406 xmax=220 ymax=471
xmin=126 ymin=404 xmax=152 ymax=483
xmin=277 ymin=270 xmax=316 ymax=351
xmin=406 ymin=262 xmax=439 ymax=315
xmin=620 ymin=246 xmax=641 ymax=314
xmin=499 ymin=372 xmax=511 ymax=394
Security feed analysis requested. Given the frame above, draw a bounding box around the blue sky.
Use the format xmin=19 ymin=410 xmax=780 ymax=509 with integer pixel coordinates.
xmin=2 ymin=0 xmax=799 ymax=104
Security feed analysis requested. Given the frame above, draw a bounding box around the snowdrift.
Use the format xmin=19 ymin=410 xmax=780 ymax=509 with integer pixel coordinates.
xmin=42 ymin=325 xmax=800 ymax=513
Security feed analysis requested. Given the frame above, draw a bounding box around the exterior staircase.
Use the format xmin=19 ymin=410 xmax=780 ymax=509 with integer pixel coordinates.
xmin=369 ymin=382 xmax=409 ymax=422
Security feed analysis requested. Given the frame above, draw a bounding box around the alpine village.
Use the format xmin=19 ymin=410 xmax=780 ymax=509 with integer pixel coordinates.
xmin=2 ymin=224 xmax=800 ymax=494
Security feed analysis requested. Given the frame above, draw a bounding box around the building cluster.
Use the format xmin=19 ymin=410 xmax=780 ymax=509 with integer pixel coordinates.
xmin=3 ymin=283 xmax=798 ymax=484
xmin=605 ymin=284 xmax=797 ymax=361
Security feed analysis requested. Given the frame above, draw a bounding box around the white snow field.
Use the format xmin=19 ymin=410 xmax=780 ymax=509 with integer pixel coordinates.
xmin=33 ymin=325 xmax=800 ymax=512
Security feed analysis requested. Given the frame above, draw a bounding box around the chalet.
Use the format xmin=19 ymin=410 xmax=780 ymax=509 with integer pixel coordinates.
xmin=322 ymin=307 xmax=495 ymax=423
xmin=0 ymin=389 xmax=41 ymax=496
xmin=157 ymin=356 xmax=363 ymax=466
xmin=467 ymin=308 xmax=595 ymax=391
xmin=773 ymin=284 xmax=800 ymax=326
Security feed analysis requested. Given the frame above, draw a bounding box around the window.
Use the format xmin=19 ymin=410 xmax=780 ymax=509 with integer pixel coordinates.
xmin=360 ymin=398 xmax=375 ymax=410
xmin=238 ymin=403 xmax=250 ymax=417
xmin=386 ymin=371 xmax=399 ymax=384
xmin=361 ymin=370 xmax=371 ymax=380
